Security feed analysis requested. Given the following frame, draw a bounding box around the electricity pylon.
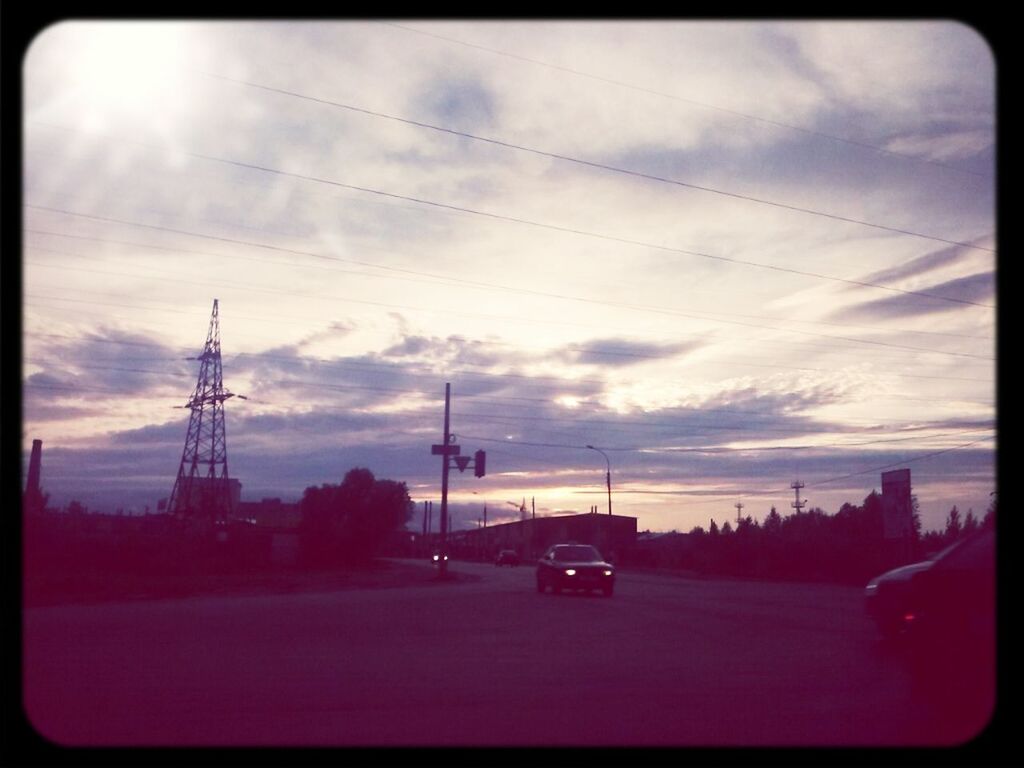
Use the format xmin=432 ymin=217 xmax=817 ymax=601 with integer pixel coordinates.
xmin=167 ymin=299 xmax=245 ymax=524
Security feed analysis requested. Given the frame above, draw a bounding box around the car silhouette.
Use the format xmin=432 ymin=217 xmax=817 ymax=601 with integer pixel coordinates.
xmin=495 ymin=549 xmax=520 ymax=567
xmin=901 ymin=527 xmax=995 ymax=737
xmin=536 ymin=543 xmax=614 ymax=596
xmin=865 ymin=559 xmax=936 ymax=638
xmin=864 ymin=535 xmax=983 ymax=638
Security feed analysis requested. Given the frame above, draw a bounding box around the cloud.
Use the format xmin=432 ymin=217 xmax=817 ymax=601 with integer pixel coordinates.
xmin=856 ymin=241 xmax=988 ymax=285
xmin=413 ymin=76 xmax=496 ymax=133
xmin=24 ymin=329 xmax=190 ymax=406
xmin=550 ymin=337 xmax=703 ymax=367
xmin=833 ymin=270 xmax=995 ymax=321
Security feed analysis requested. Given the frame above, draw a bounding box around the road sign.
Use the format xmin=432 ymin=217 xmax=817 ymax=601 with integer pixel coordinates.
xmin=431 ymin=444 xmax=461 ymax=455
xmin=454 ymin=455 xmax=471 ymax=472
xmin=881 ymin=469 xmax=912 ymax=539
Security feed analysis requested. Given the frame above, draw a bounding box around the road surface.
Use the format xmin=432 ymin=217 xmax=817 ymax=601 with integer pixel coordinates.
xmin=22 ymin=558 xmax=993 ymax=746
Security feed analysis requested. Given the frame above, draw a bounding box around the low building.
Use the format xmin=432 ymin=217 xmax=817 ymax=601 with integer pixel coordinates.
xmin=447 ymin=512 xmax=637 ymax=563
xmin=238 ymin=497 xmax=302 ymax=529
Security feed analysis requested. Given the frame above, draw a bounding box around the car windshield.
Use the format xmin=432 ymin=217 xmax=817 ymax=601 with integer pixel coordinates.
xmin=553 ymin=546 xmax=602 ymax=562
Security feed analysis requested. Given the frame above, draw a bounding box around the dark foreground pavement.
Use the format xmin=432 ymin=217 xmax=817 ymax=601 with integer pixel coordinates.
xmin=22 ymin=558 xmax=996 ymax=747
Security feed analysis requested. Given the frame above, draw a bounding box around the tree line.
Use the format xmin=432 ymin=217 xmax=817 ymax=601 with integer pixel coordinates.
xmin=633 ymin=490 xmax=996 ymax=584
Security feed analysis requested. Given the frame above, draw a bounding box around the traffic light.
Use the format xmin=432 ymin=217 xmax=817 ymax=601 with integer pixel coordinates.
xmin=474 ymin=449 xmax=486 ymax=477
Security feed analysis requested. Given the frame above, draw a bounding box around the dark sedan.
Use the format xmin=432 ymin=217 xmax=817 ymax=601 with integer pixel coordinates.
xmin=495 ymin=550 xmax=520 ymax=567
xmin=536 ymin=544 xmax=615 ymax=596
xmin=864 ymin=535 xmax=985 ymax=638
xmin=864 ymin=559 xmax=936 ymax=637
xmin=901 ymin=527 xmax=995 ymax=738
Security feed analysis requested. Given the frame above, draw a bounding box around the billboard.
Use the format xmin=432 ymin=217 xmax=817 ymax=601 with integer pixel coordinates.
xmin=881 ymin=469 xmax=912 ymax=539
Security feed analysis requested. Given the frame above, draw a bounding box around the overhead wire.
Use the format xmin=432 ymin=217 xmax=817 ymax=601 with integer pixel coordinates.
xmin=24 ymin=208 xmax=996 ymax=363
xmin=202 ymin=70 xmax=995 ymax=253
xmin=25 ymin=225 xmax=994 ymax=343
xmin=25 ymin=144 xmax=995 ymax=309
xmin=377 ymin=21 xmax=992 ymax=181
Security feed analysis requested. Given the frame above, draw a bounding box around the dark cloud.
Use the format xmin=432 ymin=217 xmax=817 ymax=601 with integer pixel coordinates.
xmin=415 ymin=77 xmax=496 ymax=133
xmin=22 ymin=401 xmax=98 ymax=422
xmin=27 ymin=328 xmax=190 ymax=398
xmin=550 ymin=337 xmax=703 ymax=368
xmin=832 ymin=270 xmax=994 ymax=321
xmin=596 ymin=121 xmax=993 ymax=236
xmin=856 ymin=242 xmax=987 ymax=285
xmin=26 ymin=382 xmax=995 ymax=520
xmin=381 ymin=335 xmax=432 ymax=357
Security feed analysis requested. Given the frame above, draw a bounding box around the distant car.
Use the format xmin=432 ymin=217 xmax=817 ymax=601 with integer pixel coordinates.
xmin=431 ymin=551 xmax=449 ymax=567
xmin=537 ymin=543 xmax=615 ymax=596
xmin=495 ymin=550 xmax=520 ymax=567
xmin=863 ymin=538 xmax=971 ymax=638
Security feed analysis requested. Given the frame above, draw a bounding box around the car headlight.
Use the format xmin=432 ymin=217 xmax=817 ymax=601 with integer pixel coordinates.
xmin=603 ymin=570 xmax=613 ymax=576
xmin=564 ymin=569 xmax=576 ymax=576
xmin=864 ymin=584 xmax=877 ymax=596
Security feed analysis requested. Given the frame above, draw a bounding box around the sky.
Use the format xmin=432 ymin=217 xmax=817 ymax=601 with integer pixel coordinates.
xmin=20 ymin=20 xmax=996 ymax=535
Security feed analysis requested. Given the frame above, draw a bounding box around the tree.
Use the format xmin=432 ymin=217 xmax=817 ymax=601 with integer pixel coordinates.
xmin=298 ymin=467 xmax=414 ymax=566
xmin=945 ymin=505 xmax=962 ymax=541
xmin=721 ymin=521 xmax=733 ymax=535
xmin=763 ymin=506 xmax=782 ymax=535
xmin=962 ymin=509 xmax=979 ymax=536
xmin=982 ymin=493 xmax=996 ymax=530
xmin=708 ymin=519 xmax=719 ymax=536
xmin=910 ymin=494 xmax=923 ymax=542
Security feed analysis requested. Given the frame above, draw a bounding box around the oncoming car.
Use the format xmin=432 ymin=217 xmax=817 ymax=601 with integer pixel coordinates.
xmin=431 ymin=551 xmax=448 ymax=567
xmin=536 ymin=544 xmax=615 ymax=596
xmin=495 ymin=549 xmax=520 ymax=567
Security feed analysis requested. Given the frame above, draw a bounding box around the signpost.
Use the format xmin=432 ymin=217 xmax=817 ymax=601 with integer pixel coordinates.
xmin=881 ymin=468 xmax=912 ymax=562
xmin=429 ymin=383 xmax=486 ymax=578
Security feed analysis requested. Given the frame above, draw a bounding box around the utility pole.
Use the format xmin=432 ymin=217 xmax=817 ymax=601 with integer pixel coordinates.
xmin=735 ymin=501 xmax=744 ymax=526
xmin=791 ymin=481 xmax=806 ymax=515
xmin=586 ymin=445 xmax=613 ymax=516
xmin=439 ymin=384 xmax=452 ymax=577
xmin=532 ymin=496 xmax=535 ymax=520
xmin=430 ymin=382 xmax=487 ymax=578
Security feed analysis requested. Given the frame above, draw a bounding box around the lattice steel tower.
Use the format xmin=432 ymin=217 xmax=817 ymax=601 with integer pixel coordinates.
xmin=167 ymin=299 xmax=242 ymax=523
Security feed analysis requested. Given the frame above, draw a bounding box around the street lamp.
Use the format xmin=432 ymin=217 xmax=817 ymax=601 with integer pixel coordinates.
xmin=586 ymin=444 xmax=612 ymax=516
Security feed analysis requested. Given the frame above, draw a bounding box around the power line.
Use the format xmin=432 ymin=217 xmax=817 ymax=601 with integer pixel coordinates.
xmin=23 ymin=373 xmax=991 ymax=461
xmin=25 ymin=286 xmax=992 ymax=372
xmin=456 ymin=428 xmax=995 ymax=455
xmin=22 ymin=301 xmax=994 ymax=385
xmin=26 ymin=226 xmax=994 ymax=343
xmin=379 ymin=22 xmax=992 ymax=181
xmin=25 ymin=201 xmax=999 ymax=325
xmin=678 ymin=435 xmax=996 ymax=506
xmin=202 ymin=71 xmax=994 ymax=254
xmin=22 ymin=330 xmax=995 ymax=418
xmin=23 ymin=353 xmax=993 ymax=445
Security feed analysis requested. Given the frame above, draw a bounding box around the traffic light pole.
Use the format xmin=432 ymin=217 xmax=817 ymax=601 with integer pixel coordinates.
xmin=430 ymin=382 xmax=486 ymax=580
xmin=439 ymin=382 xmax=452 ymax=578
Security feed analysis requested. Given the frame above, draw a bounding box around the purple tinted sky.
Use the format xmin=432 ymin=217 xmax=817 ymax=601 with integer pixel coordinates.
xmin=22 ymin=21 xmax=995 ymax=533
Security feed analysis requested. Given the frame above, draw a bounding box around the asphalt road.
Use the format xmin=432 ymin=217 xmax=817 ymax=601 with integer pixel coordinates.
xmin=22 ymin=559 xmax=991 ymax=747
